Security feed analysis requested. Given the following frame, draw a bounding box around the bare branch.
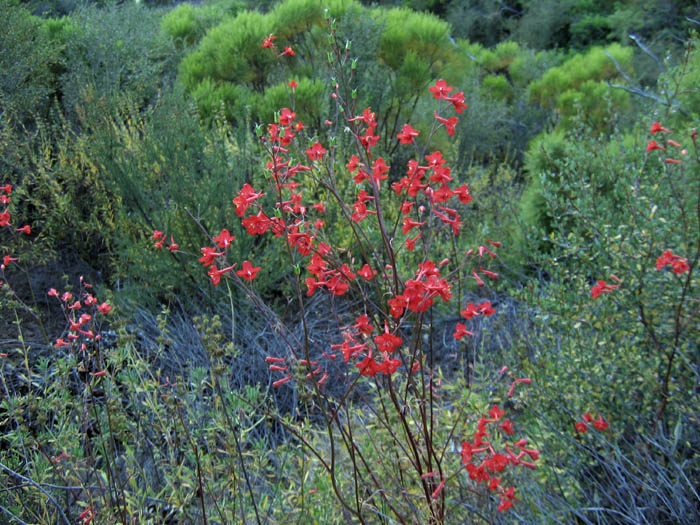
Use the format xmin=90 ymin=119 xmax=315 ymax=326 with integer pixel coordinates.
xmin=629 ymin=34 xmax=666 ymax=73
xmin=0 ymin=462 xmax=72 ymax=525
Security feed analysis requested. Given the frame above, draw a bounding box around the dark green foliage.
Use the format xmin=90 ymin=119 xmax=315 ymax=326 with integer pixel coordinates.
xmin=0 ymin=1 xmax=62 ymax=124
xmin=57 ymin=1 xmax=179 ymax=126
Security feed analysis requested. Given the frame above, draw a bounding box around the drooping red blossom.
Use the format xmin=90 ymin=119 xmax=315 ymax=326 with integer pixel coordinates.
xmin=278 ymin=46 xmax=295 ymax=57
xmin=646 ymin=140 xmax=665 ymax=152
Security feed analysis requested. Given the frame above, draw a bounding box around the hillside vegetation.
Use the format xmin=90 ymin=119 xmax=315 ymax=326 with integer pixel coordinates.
xmin=1 ymin=0 xmax=698 ymax=523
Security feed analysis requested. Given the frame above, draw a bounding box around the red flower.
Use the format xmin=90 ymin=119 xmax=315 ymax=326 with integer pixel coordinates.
xmin=306 ymin=142 xmax=326 ymax=161
xmin=656 ymin=249 xmax=689 ymax=274
xmin=236 ymin=260 xmax=261 ymax=281
xmin=97 ymin=302 xmax=112 ymax=315
xmin=397 ymin=124 xmax=420 ymax=144
xmin=233 ymin=183 xmax=264 ymax=217
xmin=575 ymin=422 xmax=588 ymax=433
xmin=16 ymin=225 xmax=31 ymax=235
xmin=357 ymin=264 xmax=376 ymax=281
xmin=288 ymin=79 xmax=298 ymax=90
xmin=168 ymin=235 xmax=179 ymax=252
xmin=650 ymin=121 xmax=670 ymax=134
xmin=352 ymin=314 xmax=375 ymax=334
xmin=591 ymin=280 xmax=619 ymax=299
xmin=279 ymin=107 xmax=296 ymax=126
xmin=429 ymin=79 xmax=453 ymax=100
xmin=461 ymin=302 xmax=480 ymax=319
xmin=446 ymin=91 xmax=467 ymax=113
xmin=262 ymin=34 xmax=277 ymax=48
xmin=489 ymin=405 xmax=505 ymax=420
xmin=279 ymin=46 xmax=295 ymax=57
xmin=434 ymin=113 xmax=458 ymax=136
xmin=593 ymin=416 xmax=609 ymax=431
xmin=453 ymin=322 xmax=473 ymax=340
xmin=2 ymin=255 xmax=18 ymax=268
xmin=646 ymin=140 xmax=665 ymax=152
xmin=498 ymin=419 xmax=515 ymax=435
xmin=480 ymin=267 xmax=499 ymax=280
xmin=405 ymin=233 xmax=420 ymax=251
xmin=374 ymin=322 xmax=402 ymax=353
xmin=213 ymin=229 xmax=235 ymax=250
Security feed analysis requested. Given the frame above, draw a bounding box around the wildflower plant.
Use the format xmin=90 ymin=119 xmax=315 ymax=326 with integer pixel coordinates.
xmin=150 ymin=16 xmax=539 ymax=523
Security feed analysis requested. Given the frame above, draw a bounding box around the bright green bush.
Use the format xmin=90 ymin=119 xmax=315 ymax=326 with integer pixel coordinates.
xmin=528 ymin=44 xmax=633 ymax=109
xmin=481 ymin=74 xmax=512 ymax=102
xmin=161 ymin=0 xmax=247 ymax=48
xmin=178 ymin=10 xmax=276 ymax=91
xmin=256 ymin=77 xmax=326 ymax=128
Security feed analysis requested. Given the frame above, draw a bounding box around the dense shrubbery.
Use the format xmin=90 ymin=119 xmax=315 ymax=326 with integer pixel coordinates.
xmin=1 ymin=1 xmax=699 ymax=523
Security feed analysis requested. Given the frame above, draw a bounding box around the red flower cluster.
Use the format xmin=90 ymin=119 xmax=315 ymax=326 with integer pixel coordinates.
xmin=656 ymin=249 xmax=690 ymax=274
xmin=575 ymin=412 xmax=609 ymax=433
xmin=591 ymin=275 xmax=620 ymax=299
xmin=460 ymin=405 xmax=539 ymax=512
xmin=388 ymin=260 xmax=452 ymax=318
xmin=48 ymin=279 xmax=111 ymax=350
xmin=0 ymin=184 xmax=12 ymax=228
xmin=152 ymin=230 xmax=179 ymax=252
xmin=646 ymin=121 xmax=685 ymax=163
